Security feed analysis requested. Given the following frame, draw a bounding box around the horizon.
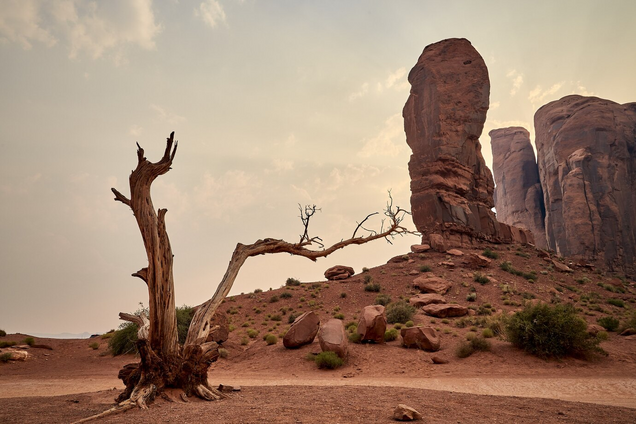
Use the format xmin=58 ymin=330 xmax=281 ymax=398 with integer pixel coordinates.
xmin=1 ymin=0 xmax=636 ymax=335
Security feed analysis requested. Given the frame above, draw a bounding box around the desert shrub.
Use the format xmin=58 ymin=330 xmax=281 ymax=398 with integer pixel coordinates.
xmin=375 ymin=294 xmax=392 ymax=306
xmin=466 ymin=293 xmax=477 ymax=302
xmin=288 ymin=313 xmax=300 ymax=324
xmin=482 ymin=248 xmax=499 ymax=259
xmin=340 ymin=292 xmax=347 ymax=298
xmin=500 ymin=261 xmax=537 ymax=281
xmin=362 ymin=267 xmax=370 ymax=273
xmin=384 ymin=328 xmax=399 ymax=342
xmin=386 ymin=301 xmax=416 ymax=324
xmin=473 ymin=272 xmax=489 ymax=285
xmin=576 ymin=276 xmax=591 ymax=284
xmin=269 ymin=295 xmax=280 ymax=303
xmin=506 ymin=303 xmax=603 ymax=359
xmin=108 ymin=322 xmax=139 ymax=355
xmin=176 ymin=305 xmax=194 ymax=344
xmin=607 ymin=299 xmax=624 ymax=308
xmin=456 ymin=337 xmax=491 ymax=358
xmin=264 ymin=334 xmax=277 ymax=345
xmin=419 ymin=265 xmax=432 ymax=272
xmin=0 ymin=353 xmax=12 ymax=363
xmin=0 ymin=341 xmax=17 ymax=348
xmin=240 ymin=337 xmax=249 ymax=346
xmin=101 ymin=331 xmax=115 ymax=339
xmin=364 ymin=283 xmax=381 ymax=292
xmin=0 ymin=329 xmax=6 ymax=337
xmin=471 ymin=336 xmax=492 ymax=352
xmin=465 ymin=331 xmax=477 ymax=341
xmin=246 ymin=329 xmax=258 ymax=339
xmin=286 ymin=278 xmax=301 ymax=287
xmin=598 ymin=282 xmax=626 ymax=294
xmin=482 ymin=328 xmax=494 ymax=338
xmin=333 ymin=313 xmax=345 ymax=320
xmin=456 ymin=341 xmax=474 ymax=358
xmin=89 ymin=342 xmax=99 ymax=350
xmin=348 ymin=332 xmax=362 ymax=343
xmin=405 ymin=320 xmax=414 ymax=328
xmin=363 ymin=274 xmax=373 ymax=284
xmin=270 ymin=314 xmax=282 ymax=322
xmin=622 ymin=312 xmax=636 ymax=332
xmin=254 ymin=288 xmax=263 ymax=293
xmin=393 ymin=323 xmax=403 ymax=330
xmin=23 ymin=337 xmax=35 ymax=346
xmin=218 ymin=348 xmax=229 ymax=358
xmin=280 ymin=292 xmax=293 ymax=299
xmin=313 ymin=351 xmax=344 ymax=369
xmin=597 ymin=316 xmax=620 ymax=332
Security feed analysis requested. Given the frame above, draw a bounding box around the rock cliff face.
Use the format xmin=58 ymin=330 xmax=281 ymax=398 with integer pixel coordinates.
xmin=490 ymin=127 xmax=547 ymax=248
xmin=404 ymin=38 xmax=533 ymax=246
xmin=535 ymin=95 xmax=636 ymax=274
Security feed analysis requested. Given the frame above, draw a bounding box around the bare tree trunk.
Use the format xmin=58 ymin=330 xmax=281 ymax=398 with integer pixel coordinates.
xmin=88 ymin=132 xmax=414 ymax=421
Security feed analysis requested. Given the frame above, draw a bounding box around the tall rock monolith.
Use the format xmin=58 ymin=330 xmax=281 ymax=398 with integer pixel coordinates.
xmin=490 ymin=127 xmax=547 ymax=248
xmin=403 ymin=38 xmax=533 ymax=247
xmin=535 ymin=95 xmax=636 ymax=275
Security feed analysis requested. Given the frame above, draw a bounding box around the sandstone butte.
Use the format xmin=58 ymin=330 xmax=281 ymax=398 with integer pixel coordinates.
xmin=489 ymin=127 xmax=547 ymax=249
xmin=534 ymin=94 xmax=636 ymax=275
xmin=403 ymin=38 xmax=533 ymax=247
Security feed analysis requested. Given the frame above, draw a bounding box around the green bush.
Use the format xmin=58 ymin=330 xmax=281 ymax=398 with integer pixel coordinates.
xmin=374 ymin=294 xmax=392 ymax=306
xmin=288 ymin=313 xmax=300 ymax=324
xmin=176 ymin=305 xmax=194 ymax=345
xmin=340 ymin=292 xmax=347 ymax=298
xmin=404 ymin=320 xmax=414 ymax=328
xmin=0 ymin=353 xmax=13 ymax=363
xmin=506 ymin=303 xmax=604 ymax=358
xmin=286 ymin=278 xmax=301 ymax=286
xmin=240 ymin=337 xmax=249 ymax=346
xmin=0 ymin=341 xmax=16 ymax=348
xmin=419 ymin=265 xmax=432 ymax=272
xmin=89 ymin=342 xmax=99 ymax=350
xmin=363 ymin=274 xmax=373 ymax=284
xmin=482 ymin=248 xmax=499 ymax=259
xmin=466 ymin=293 xmax=477 ymax=302
xmin=23 ymin=337 xmax=35 ymax=346
xmin=364 ymin=283 xmax=381 ymax=292
xmin=482 ymin=328 xmax=494 ymax=338
xmin=270 ymin=295 xmax=280 ymax=303
xmin=384 ymin=328 xmax=399 ymax=342
xmin=500 ymin=261 xmax=537 ymax=281
xmin=108 ymin=322 xmax=139 ymax=355
xmin=597 ymin=316 xmax=620 ymax=332
xmin=0 ymin=329 xmax=6 ymax=337
xmin=246 ymin=329 xmax=259 ymax=339
xmin=348 ymin=332 xmax=362 ymax=343
xmin=456 ymin=336 xmax=491 ymax=358
xmin=280 ymin=292 xmax=293 ymax=299
xmin=254 ymin=288 xmax=263 ymax=293
xmin=386 ymin=301 xmax=416 ymax=324
xmin=333 ymin=313 xmax=345 ymax=320
xmin=607 ymin=299 xmax=624 ymax=308
xmin=218 ymin=348 xmax=229 ymax=358
xmin=473 ymin=272 xmax=489 ymax=285
xmin=264 ymin=334 xmax=277 ymax=345
xmin=313 ymin=351 xmax=344 ymax=369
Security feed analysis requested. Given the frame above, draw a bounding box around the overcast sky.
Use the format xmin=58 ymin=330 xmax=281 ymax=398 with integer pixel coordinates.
xmin=1 ymin=0 xmax=635 ymax=336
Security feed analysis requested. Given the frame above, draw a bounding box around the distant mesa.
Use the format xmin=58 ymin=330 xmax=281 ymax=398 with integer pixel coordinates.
xmin=490 ymin=127 xmax=547 ymax=249
xmin=403 ymin=38 xmax=533 ymax=247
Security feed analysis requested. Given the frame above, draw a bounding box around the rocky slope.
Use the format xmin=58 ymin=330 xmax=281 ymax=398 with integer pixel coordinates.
xmin=490 ymin=127 xmax=547 ymax=248
xmin=534 ymin=95 xmax=636 ymax=275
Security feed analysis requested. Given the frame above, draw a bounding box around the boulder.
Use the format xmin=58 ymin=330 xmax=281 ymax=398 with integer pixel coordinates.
xmin=462 ymin=253 xmax=491 ymax=268
xmin=551 ymin=259 xmax=573 ymax=273
xmin=413 ymin=276 xmax=452 ymax=294
xmin=409 ymin=293 xmax=446 ymax=308
xmin=422 ymin=304 xmax=469 ymax=318
xmin=283 ymin=311 xmax=320 ymax=349
xmin=357 ymin=305 xmax=387 ymax=344
xmin=324 ymin=265 xmax=355 ymax=280
xmin=429 ymin=234 xmax=447 ymax=252
xmin=206 ymin=312 xmax=229 ymax=344
xmin=490 ymin=127 xmax=547 ymax=249
xmin=400 ymin=327 xmax=440 ymax=351
xmin=535 ymin=94 xmax=636 ymax=276
xmin=393 ymin=404 xmax=423 ymax=421
xmin=446 ymin=249 xmax=464 ymax=256
xmin=318 ymin=319 xmax=348 ymax=359
xmin=411 ymin=244 xmax=431 ymax=253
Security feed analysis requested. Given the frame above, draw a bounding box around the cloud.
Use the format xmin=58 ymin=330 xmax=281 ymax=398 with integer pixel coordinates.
xmin=129 ymin=125 xmax=143 ymax=137
xmin=528 ymin=82 xmax=564 ymax=106
xmin=0 ymin=0 xmax=162 ymax=63
xmin=150 ymin=104 xmax=186 ymax=125
xmin=357 ymin=113 xmax=405 ymax=158
xmin=348 ymin=82 xmax=369 ymax=102
xmin=195 ymin=0 xmax=226 ymax=28
xmin=0 ymin=0 xmax=56 ymax=49
xmin=506 ymin=69 xmax=524 ymax=96
xmin=193 ymin=170 xmax=262 ymax=221
xmin=348 ymin=67 xmax=409 ymax=101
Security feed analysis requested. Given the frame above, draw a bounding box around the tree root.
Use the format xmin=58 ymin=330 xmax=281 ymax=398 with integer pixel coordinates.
xmin=194 ymin=384 xmax=227 ymax=401
xmin=71 ymin=384 xmax=156 ymax=424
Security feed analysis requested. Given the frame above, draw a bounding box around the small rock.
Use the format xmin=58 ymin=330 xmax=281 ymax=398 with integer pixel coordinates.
xmin=446 ymin=249 xmax=464 ymax=256
xmin=462 ymin=253 xmax=491 ymax=268
xmin=412 ymin=276 xmax=452 ymax=295
xmin=586 ymin=324 xmax=605 ymax=337
xmin=411 ymin=244 xmax=431 ymax=253
xmin=422 ymin=304 xmax=469 ymax=318
xmin=439 ymin=261 xmax=455 ymax=267
xmin=551 ymin=259 xmax=573 ymax=273
xmin=620 ymin=328 xmax=636 ymax=336
xmin=409 ymin=293 xmax=446 ymax=307
xmin=409 ymin=270 xmax=420 ymax=276
xmin=429 ymin=234 xmax=447 ymax=252
xmin=431 ymin=356 xmax=449 ymax=364
xmin=401 ymin=327 xmax=440 ymax=351
xmin=393 ymin=404 xmax=422 ymax=421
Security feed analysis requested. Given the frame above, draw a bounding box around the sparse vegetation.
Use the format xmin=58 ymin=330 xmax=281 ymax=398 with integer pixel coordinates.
xmin=419 ymin=265 xmax=432 ymax=272
xmin=176 ymin=305 xmax=194 ymax=344
xmin=280 ymin=291 xmax=293 ymax=299
xmin=386 ymin=301 xmax=416 ymax=324
xmin=482 ymin=248 xmax=499 ymax=259
xmin=333 ymin=313 xmax=345 ymax=320
xmin=286 ymin=278 xmax=301 ymax=286
xmin=254 ymin=288 xmax=263 ymax=293
xmin=0 ymin=341 xmax=17 ymax=348
xmin=247 ymin=329 xmax=259 ymax=339
xmin=466 ymin=293 xmax=477 ymax=302
xmin=0 ymin=329 xmax=6 ymax=337
xmin=607 ymin=299 xmax=625 ymax=308
xmin=405 ymin=320 xmax=414 ymax=328
xmin=108 ymin=322 xmax=139 ymax=356
xmin=269 ymin=295 xmax=280 ymax=303
xmin=506 ymin=303 xmax=604 ymax=359
xmin=23 ymin=337 xmax=35 ymax=346
xmin=473 ymin=272 xmax=489 ymax=285
xmin=312 ymin=351 xmax=344 ymax=369
xmin=89 ymin=342 xmax=99 ymax=350
xmin=500 ymin=261 xmax=537 ymax=281
xmin=264 ymin=334 xmax=278 ymax=345
xmin=374 ymin=294 xmax=392 ymax=306
xmin=597 ymin=316 xmax=620 ymax=332
xmin=340 ymin=292 xmax=347 ymax=298
xmin=1 ymin=353 xmax=13 ymax=363
xmin=456 ymin=336 xmax=491 ymax=358
xmin=218 ymin=348 xmax=229 ymax=358
xmin=384 ymin=328 xmax=399 ymax=342
xmin=482 ymin=328 xmax=494 ymax=338
xmin=364 ymin=282 xmax=381 ymax=292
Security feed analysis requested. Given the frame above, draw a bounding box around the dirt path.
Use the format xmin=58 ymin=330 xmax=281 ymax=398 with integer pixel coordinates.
xmin=2 ymin=374 xmax=635 ymax=409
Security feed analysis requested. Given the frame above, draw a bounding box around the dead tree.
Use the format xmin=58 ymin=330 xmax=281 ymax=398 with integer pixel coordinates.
xmin=86 ymin=132 xmax=414 ymax=420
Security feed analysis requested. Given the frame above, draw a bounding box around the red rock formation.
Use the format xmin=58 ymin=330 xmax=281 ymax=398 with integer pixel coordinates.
xmin=283 ymin=311 xmax=320 ymax=349
xmin=357 ymin=305 xmax=387 ymax=344
xmin=490 ymin=127 xmax=547 ymax=248
xmin=404 ymin=38 xmax=533 ymax=247
xmin=535 ymin=95 xmax=636 ymax=275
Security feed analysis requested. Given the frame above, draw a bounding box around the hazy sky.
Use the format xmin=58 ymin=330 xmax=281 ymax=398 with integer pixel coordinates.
xmin=1 ymin=0 xmax=635 ymax=336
